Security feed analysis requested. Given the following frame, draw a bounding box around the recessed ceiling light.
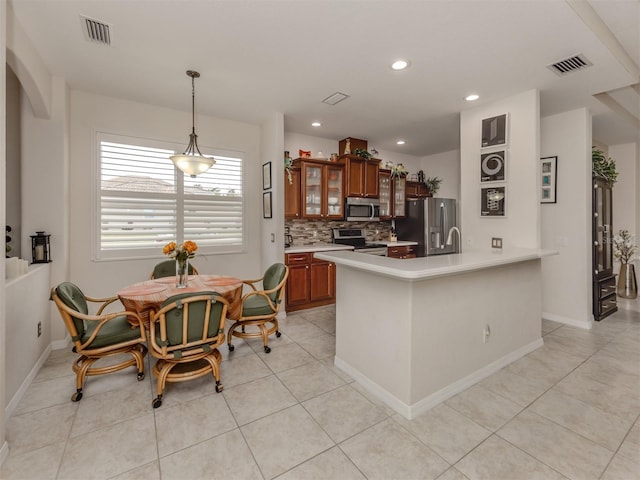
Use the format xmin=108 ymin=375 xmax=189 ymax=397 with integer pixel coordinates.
xmin=391 ymin=59 xmax=410 ymax=71
xmin=396 ymin=140 xmax=406 ymax=145
xmin=311 ymin=122 xmax=321 ymax=127
xmin=465 ymin=94 xmax=480 ymax=101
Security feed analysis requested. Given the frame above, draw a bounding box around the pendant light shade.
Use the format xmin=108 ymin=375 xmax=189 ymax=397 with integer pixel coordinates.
xmin=170 ymin=70 xmax=215 ymax=177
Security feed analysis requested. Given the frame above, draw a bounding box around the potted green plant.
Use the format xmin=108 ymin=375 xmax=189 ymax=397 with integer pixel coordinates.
xmin=353 ymin=148 xmax=372 ymax=160
xmin=424 ymin=176 xmax=442 ymax=196
xmin=592 ymin=149 xmax=618 ymax=184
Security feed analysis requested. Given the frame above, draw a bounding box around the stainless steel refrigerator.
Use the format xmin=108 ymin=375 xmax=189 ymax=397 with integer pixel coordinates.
xmin=395 ymin=197 xmax=458 ymax=256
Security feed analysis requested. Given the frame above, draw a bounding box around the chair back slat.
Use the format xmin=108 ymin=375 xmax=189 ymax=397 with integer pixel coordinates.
xmin=153 ymin=292 xmax=228 ymax=357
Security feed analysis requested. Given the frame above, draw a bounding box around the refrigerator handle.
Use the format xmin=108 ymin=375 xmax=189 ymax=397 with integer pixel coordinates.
xmin=440 ymin=202 xmax=446 ymax=249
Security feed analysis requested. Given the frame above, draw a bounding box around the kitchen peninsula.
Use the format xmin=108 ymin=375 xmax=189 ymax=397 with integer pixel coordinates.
xmin=314 ymin=248 xmax=556 ymax=419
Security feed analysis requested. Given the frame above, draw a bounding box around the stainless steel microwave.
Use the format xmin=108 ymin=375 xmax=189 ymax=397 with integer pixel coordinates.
xmin=345 ymin=197 xmax=380 ymax=222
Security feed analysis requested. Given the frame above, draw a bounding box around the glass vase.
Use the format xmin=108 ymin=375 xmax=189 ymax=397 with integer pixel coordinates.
xmin=176 ymin=258 xmax=189 ymax=288
xmin=617 ymin=263 xmax=637 ymax=299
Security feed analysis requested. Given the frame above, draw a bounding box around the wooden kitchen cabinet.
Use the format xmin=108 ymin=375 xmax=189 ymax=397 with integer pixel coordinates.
xmin=380 ymin=169 xmax=407 ymax=219
xmin=387 ymin=245 xmax=417 ymax=259
xmin=284 ymin=167 xmax=301 ymax=219
xmin=340 ymin=154 xmax=380 ymax=198
xmin=297 ymin=158 xmax=345 ymax=220
xmin=285 ymin=252 xmax=336 ymax=312
xmin=406 ymin=180 xmax=430 ymax=198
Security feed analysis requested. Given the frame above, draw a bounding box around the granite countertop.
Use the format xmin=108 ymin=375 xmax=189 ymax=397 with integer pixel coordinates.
xmin=285 ymin=244 xmax=354 ymax=254
xmin=285 ymin=240 xmax=418 ymax=253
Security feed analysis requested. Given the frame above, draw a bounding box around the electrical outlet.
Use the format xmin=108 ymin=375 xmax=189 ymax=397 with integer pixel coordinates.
xmin=37 ymin=321 xmax=42 ymax=337
xmin=491 ymin=237 xmax=503 ymax=249
xmin=483 ymin=324 xmax=491 ymax=343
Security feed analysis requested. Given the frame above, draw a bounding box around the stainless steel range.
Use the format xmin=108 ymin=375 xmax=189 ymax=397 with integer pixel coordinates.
xmin=332 ymin=228 xmax=387 ymax=256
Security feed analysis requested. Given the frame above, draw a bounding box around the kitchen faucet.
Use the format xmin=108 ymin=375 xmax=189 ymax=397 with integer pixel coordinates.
xmin=446 ymin=226 xmax=461 ymax=253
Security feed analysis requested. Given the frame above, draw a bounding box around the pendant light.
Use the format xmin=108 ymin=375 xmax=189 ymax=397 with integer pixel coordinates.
xmin=170 ymin=70 xmax=215 ymax=177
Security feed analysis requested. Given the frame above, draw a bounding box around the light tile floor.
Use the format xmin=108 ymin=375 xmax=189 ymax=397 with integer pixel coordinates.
xmin=2 ymin=307 xmax=639 ymax=480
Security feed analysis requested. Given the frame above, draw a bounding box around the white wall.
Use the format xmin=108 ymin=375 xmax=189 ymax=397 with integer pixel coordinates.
xmin=610 ymin=141 xmax=640 ymax=313
xmin=5 ymin=264 xmax=50 ymax=414
xmin=610 ymin=142 xmax=638 ymax=239
xmin=540 ymin=108 xmax=593 ymax=328
xmin=419 ymin=149 xmax=460 ymax=200
xmin=1 ymin=0 xmax=8 ymax=465
xmin=67 ymin=91 xmax=263 ymax=313
xmin=460 ymin=90 xmax=540 ymax=250
xmin=21 ymin=78 xmax=69 ymax=343
xmin=261 ymin=113 xmax=285 ymax=272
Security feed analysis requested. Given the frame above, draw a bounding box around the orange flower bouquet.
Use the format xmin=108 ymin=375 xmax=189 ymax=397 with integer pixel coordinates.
xmin=164 ymin=241 xmax=198 ymax=287
xmin=163 ymin=240 xmax=198 ymax=263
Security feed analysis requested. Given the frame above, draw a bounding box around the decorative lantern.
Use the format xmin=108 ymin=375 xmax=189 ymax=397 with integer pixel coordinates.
xmin=30 ymin=231 xmax=51 ymax=264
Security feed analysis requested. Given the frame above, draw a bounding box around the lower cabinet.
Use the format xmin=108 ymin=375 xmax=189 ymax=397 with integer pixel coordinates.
xmin=285 ymin=252 xmax=336 ymax=312
xmin=387 ymin=245 xmax=417 ymax=259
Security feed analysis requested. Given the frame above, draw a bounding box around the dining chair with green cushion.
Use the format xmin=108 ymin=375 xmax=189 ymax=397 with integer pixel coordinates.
xmin=150 ymin=259 xmax=199 ymax=279
xmin=149 ymin=291 xmax=229 ymax=408
xmin=227 ymin=263 xmax=289 ymax=354
xmin=50 ymin=282 xmax=148 ymax=402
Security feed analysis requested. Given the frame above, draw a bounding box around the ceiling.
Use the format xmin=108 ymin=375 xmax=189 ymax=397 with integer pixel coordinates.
xmin=8 ymin=0 xmax=640 ymax=157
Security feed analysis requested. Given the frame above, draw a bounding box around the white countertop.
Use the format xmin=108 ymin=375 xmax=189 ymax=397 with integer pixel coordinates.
xmin=377 ymin=240 xmax=418 ymax=247
xmin=315 ymin=248 xmax=558 ymax=280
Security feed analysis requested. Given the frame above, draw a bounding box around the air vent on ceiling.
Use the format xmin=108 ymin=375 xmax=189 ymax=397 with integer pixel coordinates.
xmin=81 ymin=15 xmax=112 ymax=45
xmin=322 ymin=92 xmax=350 ymax=106
xmin=547 ymin=54 xmax=592 ymax=76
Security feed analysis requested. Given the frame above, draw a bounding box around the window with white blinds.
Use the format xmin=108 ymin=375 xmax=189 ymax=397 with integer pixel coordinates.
xmin=96 ymin=132 xmax=244 ymax=260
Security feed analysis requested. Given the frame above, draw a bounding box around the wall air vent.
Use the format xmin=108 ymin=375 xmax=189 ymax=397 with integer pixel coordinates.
xmin=322 ymin=92 xmax=350 ymax=106
xmin=547 ymin=54 xmax=592 ymax=76
xmin=81 ymin=15 xmax=112 ymax=45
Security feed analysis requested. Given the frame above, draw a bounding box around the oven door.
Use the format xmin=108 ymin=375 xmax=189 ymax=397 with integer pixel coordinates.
xmin=346 ymin=199 xmax=380 ymax=222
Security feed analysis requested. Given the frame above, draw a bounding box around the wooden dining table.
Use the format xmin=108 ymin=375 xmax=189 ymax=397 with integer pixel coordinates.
xmin=117 ymin=274 xmax=244 ymax=328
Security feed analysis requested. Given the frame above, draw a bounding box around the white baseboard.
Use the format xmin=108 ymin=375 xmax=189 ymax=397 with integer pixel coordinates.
xmin=0 ymin=440 xmax=9 ymax=468
xmin=5 ymin=344 xmax=53 ymax=419
xmin=335 ymin=337 xmax=544 ymax=420
xmin=51 ymin=334 xmax=71 ymax=351
xmin=543 ymin=312 xmax=593 ymax=330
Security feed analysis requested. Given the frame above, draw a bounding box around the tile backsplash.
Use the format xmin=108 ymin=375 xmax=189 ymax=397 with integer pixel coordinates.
xmin=286 ymin=219 xmax=392 ymax=246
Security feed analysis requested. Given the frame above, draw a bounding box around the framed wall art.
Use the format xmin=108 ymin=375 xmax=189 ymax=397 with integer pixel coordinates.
xmin=481 ymin=113 xmax=508 ymax=148
xmin=262 ymin=162 xmax=272 ymax=190
xmin=263 ymin=191 xmax=272 ymax=218
xmin=540 ymin=156 xmax=557 ymax=203
xmin=480 ymin=150 xmax=506 ymax=182
xmin=481 ymin=185 xmax=506 ymax=217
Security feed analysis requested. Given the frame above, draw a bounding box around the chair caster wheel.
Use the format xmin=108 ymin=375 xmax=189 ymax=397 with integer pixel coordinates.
xmin=276 ymin=331 xmax=282 ymax=338
xmin=215 ymin=383 xmax=223 ymax=393
xmin=228 ymin=344 xmax=235 ymax=352
xmin=71 ymin=391 xmax=83 ymax=402
xmin=152 ymin=397 xmax=162 ymax=408
xmin=137 ymin=372 xmax=145 ymax=381
xmin=264 ymin=346 xmax=271 ymax=353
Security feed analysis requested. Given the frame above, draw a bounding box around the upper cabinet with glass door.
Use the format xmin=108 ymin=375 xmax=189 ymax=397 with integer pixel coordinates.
xmin=393 ymin=175 xmax=406 ymax=218
xmin=299 ymin=158 xmax=345 ymax=220
xmin=378 ymin=169 xmax=406 ymax=219
xmin=379 ymin=169 xmax=392 ymax=220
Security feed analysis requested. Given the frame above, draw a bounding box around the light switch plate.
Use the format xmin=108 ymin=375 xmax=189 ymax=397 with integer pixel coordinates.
xmin=491 ymin=237 xmax=503 ymax=249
